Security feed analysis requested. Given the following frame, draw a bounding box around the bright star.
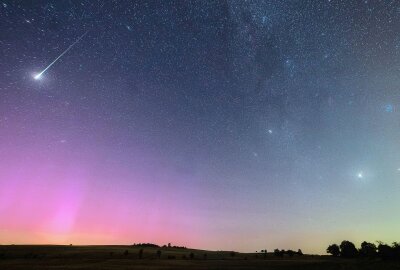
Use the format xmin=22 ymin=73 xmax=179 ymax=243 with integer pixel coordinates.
xmin=268 ymin=129 xmax=273 ymax=134
xmin=357 ymin=172 xmax=363 ymax=179
xmin=385 ymin=104 xmax=394 ymax=113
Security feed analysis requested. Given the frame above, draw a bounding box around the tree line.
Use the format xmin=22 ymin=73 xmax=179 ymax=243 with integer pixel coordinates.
xmin=327 ymin=240 xmax=400 ymax=260
xmin=273 ymin=249 xmax=303 ymax=257
xmin=132 ymin=243 xmax=187 ymax=249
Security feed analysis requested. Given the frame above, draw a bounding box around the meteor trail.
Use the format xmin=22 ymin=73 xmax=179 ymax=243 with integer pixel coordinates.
xmin=34 ymin=30 xmax=89 ymax=80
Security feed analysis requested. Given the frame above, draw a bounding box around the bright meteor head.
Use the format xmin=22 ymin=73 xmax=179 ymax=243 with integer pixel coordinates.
xmin=33 ymin=73 xmax=42 ymax=80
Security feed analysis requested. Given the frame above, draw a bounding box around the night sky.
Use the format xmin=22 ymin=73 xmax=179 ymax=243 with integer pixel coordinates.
xmin=1 ymin=1 xmax=399 ymax=254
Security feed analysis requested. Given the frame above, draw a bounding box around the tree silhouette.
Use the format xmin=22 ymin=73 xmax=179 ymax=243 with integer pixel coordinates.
xmin=393 ymin=242 xmax=400 ymax=259
xmin=297 ymin=249 xmax=303 ymax=256
xmin=274 ymin=249 xmax=284 ymax=257
xmin=359 ymin=241 xmax=377 ymax=257
xmin=286 ymin=250 xmax=295 ymax=257
xmin=263 ymin=249 xmax=267 ymax=258
xmin=327 ymin=241 xmax=400 ymax=260
xmin=340 ymin=241 xmax=358 ymax=258
xmin=378 ymin=243 xmax=395 ymax=260
xmin=327 ymin=244 xmax=340 ymax=257
xmin=132 ymin=243 xmax=159 ymax=248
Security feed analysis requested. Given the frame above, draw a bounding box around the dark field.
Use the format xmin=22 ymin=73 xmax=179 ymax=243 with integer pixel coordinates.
xmin=0 ymin=246 xmax=399 ymax=270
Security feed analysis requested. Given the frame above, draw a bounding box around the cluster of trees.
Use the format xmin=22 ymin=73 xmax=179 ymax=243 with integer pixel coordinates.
xmin=161 ymin=243 xmax=187 ymax=249
xmin=327 ymin=241 xmax=400 ymax=260
xmin=260 ymin=249 xmax=267 ymax=258
xmin=132 ymin=243 xmax=159 ymax=248
xmin=131 ymin=243 xmax=187 ymax=249
xmin=273 ymin=249 xmax=303 ymax=257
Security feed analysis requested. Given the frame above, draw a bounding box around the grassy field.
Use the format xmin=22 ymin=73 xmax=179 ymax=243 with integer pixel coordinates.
xmin=0 ymin=245 xmax=399 ymax=269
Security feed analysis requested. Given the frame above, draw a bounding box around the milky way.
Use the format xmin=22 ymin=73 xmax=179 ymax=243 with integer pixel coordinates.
xmin=0 ymin=1 xmax=399 ymax=253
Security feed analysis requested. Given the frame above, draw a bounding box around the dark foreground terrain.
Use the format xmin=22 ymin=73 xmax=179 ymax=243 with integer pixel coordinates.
xmin=0 ymin=245 xmax=399 ymax=270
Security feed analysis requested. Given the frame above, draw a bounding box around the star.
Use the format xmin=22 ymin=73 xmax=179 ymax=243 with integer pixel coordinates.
xmin=357 ymin=172 xmax=363 ymax=179
xmin=385 ymin=104 xmax=394 ymax=113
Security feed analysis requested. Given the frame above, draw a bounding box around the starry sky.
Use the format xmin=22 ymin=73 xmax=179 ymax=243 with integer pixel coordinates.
xmin=1 ymin=0 xmax=399 ymax=254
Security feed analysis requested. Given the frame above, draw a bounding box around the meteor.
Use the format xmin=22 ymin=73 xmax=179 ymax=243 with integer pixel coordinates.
xmin=33 ymin=30 xmax=89 ymax=80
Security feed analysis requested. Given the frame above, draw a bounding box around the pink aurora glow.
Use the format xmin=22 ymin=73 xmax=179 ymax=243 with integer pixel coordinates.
xmin=0 ymin=139 xmax=203 ymax=247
